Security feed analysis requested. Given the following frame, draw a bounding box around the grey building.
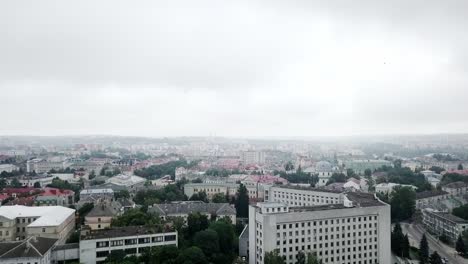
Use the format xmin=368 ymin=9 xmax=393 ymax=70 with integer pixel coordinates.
xmin=422 ymin=209 xmax=468 ymax=244
xmin=0 ymin=236 xmax=58 ymax=264
xmin=249 ymin=191 xmax=391 ymax=264
xmin=79 ymin=226 xmax=177 ymax=264
xmin=149 ymin=201 xmax=236 ymax=223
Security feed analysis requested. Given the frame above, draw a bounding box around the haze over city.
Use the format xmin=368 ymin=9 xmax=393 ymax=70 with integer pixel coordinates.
xmin=2 ymin=0 xmax=468 ymax=137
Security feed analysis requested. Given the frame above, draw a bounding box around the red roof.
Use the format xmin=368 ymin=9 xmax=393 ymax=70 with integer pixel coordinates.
xmin=2 ymin=187 xmax=37 ymax=194
xmin=6 ymin=196 xmax=35 ymax=206
xmin=0 ymin=194 xmax=10 ymax=200
xmin=41 ymin=187 xmax=74 ymax=196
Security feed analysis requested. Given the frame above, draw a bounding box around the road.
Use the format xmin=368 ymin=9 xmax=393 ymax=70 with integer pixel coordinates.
xmin=400 ymin=222 xmax=468 ymax=264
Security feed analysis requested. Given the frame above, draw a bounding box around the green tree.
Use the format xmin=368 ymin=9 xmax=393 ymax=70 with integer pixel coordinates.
xmin=295 ymin=251 xmax=305 ymax=264
xmin=176 ymin=246 xmax=207 ymax=264
xmin=187 ymin=212 xmax=209 ymax=236
xmin=326 ymin=173 xmax=347 ymax=185
xmin=390 ymin=186 xmax=416 ymax=221
xmin=33 ymin=181 xmax=41 ymax=188
xmin=364 ymin=169 xmax=372 ymax=177
xmin=104 ymin=250 xmax=126 ymax=263
xmin=115 ymin=190 xmax=130 ymax=199
xmin=189 ymin=191 xmax=209 ymax=203
xmin=212 ymin=193 xmax=227 ymax=203
xmin=209 ymin=219 xmax=235 ymax=256
xmin=391 ymin=223 xmax=404 ymax=256
xmin=264 ymin=250 xmax=285 ymax=264
xmin=403 ymin=234 xmax=410 ymax=258
xmin=452 ymin=204 xmax=468 ymax=220
xmin=284 ymin=161 xmax=294 ymax=171
xmin=429 ymin=251 xmax=443 ymax=264
xmin=141 ymin=245 xmax=179 ymax=264
xmin=458 ymin=163 xmax=464 ymax=170
xmin=235 ymin=184 xmax=249 ymax=218
xmin=419 ymin=234 xmax=429 ymax=264
xmin=456 ymin=234 xmax=467 ymax=256
xmin=306 ymin=253 xmax=320 ymax=264
xmin=193 ymin=229 xmax=220 ymax=258
xmin=10 ymin=178 xmax=21 ymax=187
xmin=89 ymin=170 xmax=96 ymax=180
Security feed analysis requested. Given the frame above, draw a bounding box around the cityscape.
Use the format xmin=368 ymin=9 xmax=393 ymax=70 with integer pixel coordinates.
xmin=2 ymin=1 xmax=468 ymax=264
xmin=0 ymin=136 xmax=468 ymax=264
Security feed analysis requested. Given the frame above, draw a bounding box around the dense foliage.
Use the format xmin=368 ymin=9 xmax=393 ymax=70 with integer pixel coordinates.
xmin=376 ymin=165 xmax=432 ymax=192
xmin=134 ymin=184 xmax=187 ymax=206
xmin=134 ymin=160 xmax=197 ymax=180
xmin=235 ymin=184 xmax=249 ymax=218
xmin=391 ymin=223 xmax=410 ymax=258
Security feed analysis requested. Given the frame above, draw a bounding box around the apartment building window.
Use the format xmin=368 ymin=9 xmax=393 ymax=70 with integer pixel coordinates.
xmin=96 ymin=241 xmax=109 ymax=248
xmin=42 ymin=228 xmax=46 ymax=232
xmin=96 ymin=251 xmax=110 ymax=258
xmin=165 ymin=235 xmax=176 ymax=241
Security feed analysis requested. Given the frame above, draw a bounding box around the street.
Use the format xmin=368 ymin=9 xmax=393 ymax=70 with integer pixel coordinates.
xmin=400 ymin=222 xmax=468 ymax=264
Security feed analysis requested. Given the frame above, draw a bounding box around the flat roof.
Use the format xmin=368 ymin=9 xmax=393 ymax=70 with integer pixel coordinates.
xmin=271 ymin=185 xmax=343 ymax=194
xmin=81 ymin=226 xmax=175 ymax=240
xmin=0 ymin=205 xmax=75 ymax=227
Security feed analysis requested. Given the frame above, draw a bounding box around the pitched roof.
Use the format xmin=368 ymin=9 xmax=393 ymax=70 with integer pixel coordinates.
xmin=416 ymin=190 xmax=448 ymax=199
xmin=149 ymin=201 xmax=236 ymax=216
xmin=443 ymin=181 xmax=468 ymax=189
xmin=0 ymin=237 xmax=57 ymax=259
xmin=86 ymin=204 xmax=116 ymax=217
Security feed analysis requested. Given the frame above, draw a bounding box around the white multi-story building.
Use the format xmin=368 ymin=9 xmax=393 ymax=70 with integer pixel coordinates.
xmin=315 ymin=161 xmax=334 ymax=187
xmin=249 ymin=193 xmax=391 ymax=264
xmin=374 ymin=183 xmax=417 ymax=195
xmin=264 ymin=185 xmax=343 ymax=207
xmin=422 ymin=209 xmax=468 ymax=244
xmin=0 ymin=164 xmax=18 ymax=173
xmin=79 ymin=226 xmax=177 ymax=264
xmin=241 ymin=151 xmax=265 ymax=165
xmin=26 ymin=158 xmax=71 ymax=173
xmin=0 ymin=205 xmax=75 ymax=243
xmin=184 ymin=182 xmax=239 ymax=199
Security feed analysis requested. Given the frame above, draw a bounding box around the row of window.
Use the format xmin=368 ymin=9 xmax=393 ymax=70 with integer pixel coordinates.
xmin=96 ymin=235 xmax=176 ymax=248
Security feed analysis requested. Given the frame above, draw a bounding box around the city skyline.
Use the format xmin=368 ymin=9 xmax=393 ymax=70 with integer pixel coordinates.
xmin=2 ymin=0 xmax=468 ymax=137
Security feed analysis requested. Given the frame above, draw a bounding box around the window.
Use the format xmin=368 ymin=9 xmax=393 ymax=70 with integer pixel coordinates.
xmin=42 ymin=228 xmax=46 ymax=233
xmin=96 ymin=250 xmax=110 ymax=258
xmin=165 ymin=235 xmax=176 ymax=241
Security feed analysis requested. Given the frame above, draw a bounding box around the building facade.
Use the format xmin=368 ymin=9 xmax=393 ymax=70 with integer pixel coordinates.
xmin=0 ymin=205 xmax=75 ymax=243
xmin=422 ymin=209 xmax=468 ymax=244
xmin=79 ymin=227 xmax=177 ymax=264
xmin=249 ymin=193 xmax=391 ymax=264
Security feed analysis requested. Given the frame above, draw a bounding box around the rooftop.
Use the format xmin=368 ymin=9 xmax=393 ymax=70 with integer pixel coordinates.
xmin=0 ymin=205 xmax=75 ymax=227
xmin=81 ymin=226 xmax=175 ymax=240
xmin=443 ymin=181 xmax=468 ymax=189
xmin=425 ymin=210 xmax=468 ymax=224
xmin=149 ymin=201 xmax=236 ymax=216
xmin=0 ymin=237 xmax=58 ymax=259
xmin=272 ymin=184 xmax=343 ymax=194
xmin=80 ymin=188 xmax=114 ymax=195
xmin=416 ymin=190 xmax=448 ymax=199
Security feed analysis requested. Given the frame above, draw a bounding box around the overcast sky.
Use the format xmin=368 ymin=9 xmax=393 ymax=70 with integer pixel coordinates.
xmin=1 ymin=0 xmax=467 ymax=137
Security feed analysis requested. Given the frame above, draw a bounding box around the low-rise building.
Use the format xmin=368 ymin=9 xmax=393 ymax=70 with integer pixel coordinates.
xmin=0 ymin=236 xmax=58 ymax=264
xmin=0 ymin=164 xmax=18 ymax=173
xmin=79 ymin=226 xmax=178 ymax=264
xmin=18 ymin=175 xmax=54 ymax=188
xmin=149 ymin=201 xmax=236 ymax=223
xmin=84 ymin=203 xmax=117 ymax=230
xmin=375 ymin=183 xmax=417 ymax=195
xmin=422 ymin=209 xmax=468 ymax=244
xmin=184 ymin=182 xmax=239 ymax=199
xmin=442 ymin=181 xmax=468 ymax=196
xmin=35 ymin=187 xmax=75 ymax=207
xmin=79 ymin=188 xmax=114 ymax=205
xmin=0 ymin=205 xmax=75 ymax=243
xmin=346 ymin=159 xmax=392 ymax=175
xmin=416 ymin=190 xmax=449 ymax=210
xmin=105 ymin=174 xmax=146 ymax=189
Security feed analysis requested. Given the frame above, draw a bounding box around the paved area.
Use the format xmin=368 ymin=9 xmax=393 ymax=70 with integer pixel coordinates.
xmin=400 ymin=222 xmax=468 ymax=264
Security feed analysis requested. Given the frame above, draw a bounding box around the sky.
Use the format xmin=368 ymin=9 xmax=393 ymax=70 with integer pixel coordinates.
xmin=1 ymin=0 xmax=468 ymax=138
